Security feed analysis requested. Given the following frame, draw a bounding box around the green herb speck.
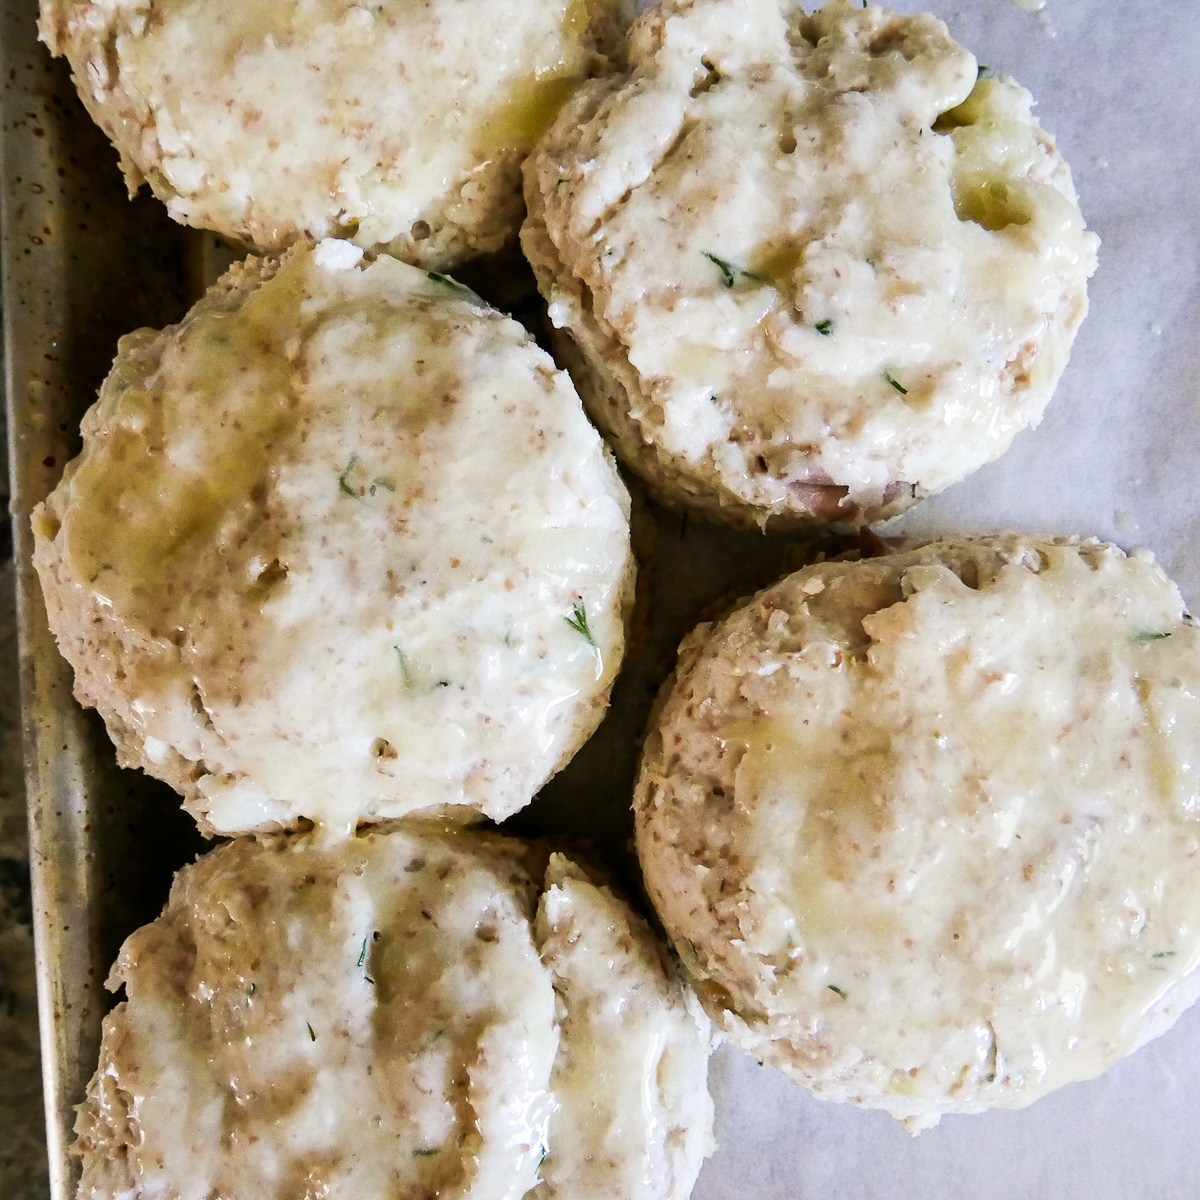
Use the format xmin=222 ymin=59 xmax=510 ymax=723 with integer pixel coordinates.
xmin=815 ymin=319 xmax=834 ymax=336
xmin=358 ymin=937 xmax=368 ymax=968
xmin=1152 ymin=951 xmax=1177 ymax=959
xmin=702 ymin=252 xmax=767 ymax=289
xmin=307 ymin=1022 xmax=317 ymax=1042
xmin=884 ymin=371 xmax=909 ymax=395
xmin=565 ymin=602 xmax=597 ymax=649
xmin=426 ymin=272 xmax=480 ymax=301
xmin=1134 ymin=631 xmax=1173 ymax=643
xmin=412 ymin=1147 xmax=439 ymax=1158
xmin=394 ymin=646 xmax=416 ymax=689
xmin=704 ymin=252 xmax=737 ymax=288
xmin=338 ymin=455 xmax=360 ymax=497
xmin=827 ymin=984 xmax=848 ymax=1000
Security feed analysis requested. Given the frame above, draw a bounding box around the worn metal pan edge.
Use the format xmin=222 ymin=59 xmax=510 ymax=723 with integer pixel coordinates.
xmin=1 ymin=0 xmax=205 ymax=1193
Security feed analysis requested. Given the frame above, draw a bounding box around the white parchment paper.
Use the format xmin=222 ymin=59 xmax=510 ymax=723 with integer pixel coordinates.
xmin=694 ymin=2 xmax=1200 ymax=1195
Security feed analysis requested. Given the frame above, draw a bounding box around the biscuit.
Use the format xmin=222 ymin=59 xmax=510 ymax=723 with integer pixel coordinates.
xmin=33 ymin=242 xmax=634 ymax=835
xmin=74 ymin=824 xmax=714 ymax=1199
xmin=40 ymin=0 xmax=635 ymax=268
xmin=634 ymin=535 xmax=1200 ymax=1129
xmin=523 ymin=0 xmax=1098 ymax=527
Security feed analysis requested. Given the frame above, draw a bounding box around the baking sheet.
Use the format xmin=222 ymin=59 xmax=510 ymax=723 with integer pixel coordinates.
xmin=0 ymin=3 xmax=207 ymax=1195
xmin=2 ymin=0 xmax=1199 ymax=1197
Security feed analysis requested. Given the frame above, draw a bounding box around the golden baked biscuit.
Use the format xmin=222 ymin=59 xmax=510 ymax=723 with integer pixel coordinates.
xmin=33 ymin=242 xmax=634 ymax=835
xmin=524 ymin=0 xmax=1098 ymax=527
xmin=75 ymin=824 xmax=714 ymax=1199
xmin=40 ymin=0 xmax=636 ymax=268
xmin=635 ymin=535 xmax=1200 ymax=1129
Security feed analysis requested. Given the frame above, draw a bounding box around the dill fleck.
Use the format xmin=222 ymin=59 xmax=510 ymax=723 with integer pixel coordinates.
xmin=307 ymin=1022 xmax=317 ymax=1042
xmin=338 ymin=455 xmax=360 ymax=497
xmin=1152 ymin=951 xmax=1177 ymax=958
xmin=364 ymin=972 xmax=375 ymax=986
xmin=358 ymin=937 xmax=368 ymax=968
xmin=827 ymin=984 xmax=848 ymax=1000
xmin=1134 ymin=631 xmax=1173 ymax=643
xmin=565 ymin=602 xmax=597 ymax=648
xmin=435 ymin=680 xmax=451 ymax=688
xmin=815 ymin=319 xmax=834 ymax=336
xmin=884 ymin=370 xmax=909 ymax=395
xmin=536 ymin=1146 xmax=549 ymax=1170
xmin=426 ymin=272 xmax=480 ymax=301
xmin=703 ymin=252 xmax=768 ymax=289
xmin=412 ymin=1147 xmax=439 ymax=1158
xmin=704 ymin=252 xmax=737 ymax=288
xmin=394 ymin=646 xmax=416 ymax=689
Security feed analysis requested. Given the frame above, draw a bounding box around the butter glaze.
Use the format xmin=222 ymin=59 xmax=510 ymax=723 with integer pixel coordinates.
xmin=635 ymin=535 xmax=1200 ymax=1129
xmin=73 ymin=826 xmax=714 ymax=1200
xmin=523 ymin=0 xmax=1099 ymax=526
xmin=33 ymin=243 xmax=634 ymax=835
xmin=40 ymin=0 xmax=635 ymax=267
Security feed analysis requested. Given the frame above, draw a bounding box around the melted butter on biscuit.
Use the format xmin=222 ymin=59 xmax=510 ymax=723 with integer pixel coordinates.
xmin=636 ymin=537 xmax=1200 ymax=1128
xmin=34 ymin=245 xmax=633 ymax=836
xmin=42 ymin=0 xmax=628 ymax=263
xmin=74 ymin=829 xmax=714 ymax=1200
xmin=527 ymin=0 xmax=1098 ymax=523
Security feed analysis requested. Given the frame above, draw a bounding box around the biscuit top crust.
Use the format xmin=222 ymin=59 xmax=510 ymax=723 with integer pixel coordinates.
xmin=77 ymin=826 xmax=558 ymax=1200
xmin=537 ymin=854 xmax=716 ymax=1200
xmin=33 ymin=243 xmax=633 ymax=836
xmin=635 ymin=536 xmax=1200 ymax=1126
xmin=528 ymin=0 xmax=1098 ymax=523
xmin=40 ymin=0 xmax=629 ymax=265
xmin=73 ymin=827 xmax=714 ymax=1200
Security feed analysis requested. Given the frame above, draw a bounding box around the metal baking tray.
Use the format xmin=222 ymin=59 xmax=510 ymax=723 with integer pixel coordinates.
xmin=4 ymin=0 xmax=1200 ymax=1197
xmin=1 ymin=1 xmax=207 ymax=1194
